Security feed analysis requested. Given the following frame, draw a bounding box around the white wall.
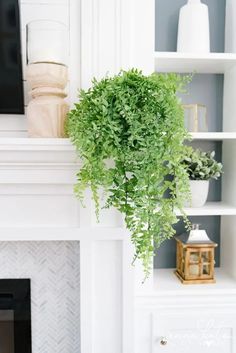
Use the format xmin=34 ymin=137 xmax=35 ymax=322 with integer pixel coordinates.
xmin=80 ymin=0 xmax=154 ymax=88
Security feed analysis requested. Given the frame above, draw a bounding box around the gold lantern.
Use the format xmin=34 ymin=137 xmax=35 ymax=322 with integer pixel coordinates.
xmin=183 ymin=104 xmax=208 ymax=132
xmin=175 ymin=224 xmax=217 ymax=284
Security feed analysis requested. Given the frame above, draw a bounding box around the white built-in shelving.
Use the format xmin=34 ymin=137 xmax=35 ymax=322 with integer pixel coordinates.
xmin=155 ymin=202 xmax=236 ymax=217
xmin=155 ymin=52 xmax=236 ymax=73
xmin=153 ymin=52 xmax=236 ymax=218
xmin=136 ymin=268 xmax=236 ymax=297
xmin=135 ymin=4 xmax=236 ymax=352
xmin=190 ymin=132 xmax=236 ymax=140
xmin=149 ymin=50 xmax=236 ymax=293
xmin=181 ymin=202 xmax=236 ymax=216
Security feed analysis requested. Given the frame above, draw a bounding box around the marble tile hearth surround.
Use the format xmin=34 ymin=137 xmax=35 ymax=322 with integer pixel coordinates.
xmin=0 ymin=241 xmax=80 ymax=353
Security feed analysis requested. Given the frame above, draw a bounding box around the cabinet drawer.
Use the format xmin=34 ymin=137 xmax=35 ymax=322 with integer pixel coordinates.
xmin=153 ymin=311 xmax=236 ymax=353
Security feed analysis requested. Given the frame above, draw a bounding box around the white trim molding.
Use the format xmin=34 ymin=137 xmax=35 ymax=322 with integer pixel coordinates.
xmin=80 ymin=0 xmax=154 ymax=88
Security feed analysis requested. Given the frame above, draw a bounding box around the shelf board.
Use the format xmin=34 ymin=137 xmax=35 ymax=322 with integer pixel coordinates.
xmin=0 ymin=226 xmax=128 ymax=241
xmin=136 ymin=268 xmax=236 ymax=297
xmin=0 ymin=138 xmax=77 ymax=164
xmin=0 ymin=138 xmax=75 ymax=151
xmin=190 ymin=132 xmax=236 ymax=141
xmin=181 ymin=202 xmax=236 ymax=216
xmin=156 ymin=203 xmax=236 ymax=217
xmin=155 ymin=52 xmax=236 ymax=73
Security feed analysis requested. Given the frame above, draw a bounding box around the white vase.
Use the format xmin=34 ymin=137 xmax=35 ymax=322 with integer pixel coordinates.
xmin=177 ymin=0 xmax=210 ymax=53
xmin=186 ymin=180 xmax=209 ymax=207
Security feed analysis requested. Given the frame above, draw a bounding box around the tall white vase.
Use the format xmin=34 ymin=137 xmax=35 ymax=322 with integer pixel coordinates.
xmin=177 ymin=0 xmax=210 ymax=53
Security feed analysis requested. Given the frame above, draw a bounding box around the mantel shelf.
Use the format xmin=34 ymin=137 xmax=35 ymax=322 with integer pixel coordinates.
xmin=155 ymin=52 xmax=236 ymax=73
xmin=0 ymin=226 xmax=128 ymax=241
xmin=0 ymin=135 xmax=235 ymax=152
xmin=0 ymin=138 xmax=75 ymax=151
xmin=0 ymin=138 xmax=78 ymax=166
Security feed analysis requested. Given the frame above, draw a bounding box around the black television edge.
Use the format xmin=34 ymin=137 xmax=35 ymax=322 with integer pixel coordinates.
xmin=0 ymin=0 xmax=24 ymax=114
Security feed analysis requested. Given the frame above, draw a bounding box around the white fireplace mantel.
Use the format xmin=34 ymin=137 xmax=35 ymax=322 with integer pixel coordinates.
xmin=0 ymin=0 xmax=155 ymax=352
xmin=0 ymin=136 xmax=135 ymax=353
xmin=0 ymin=137 xmax=128 ymax=230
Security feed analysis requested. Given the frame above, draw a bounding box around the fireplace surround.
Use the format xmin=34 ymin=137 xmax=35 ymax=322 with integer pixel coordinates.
xmin=0 ymin=279 xmax=31 ymax=353
xmin=0 ymin=242 xmax=80 ymax=353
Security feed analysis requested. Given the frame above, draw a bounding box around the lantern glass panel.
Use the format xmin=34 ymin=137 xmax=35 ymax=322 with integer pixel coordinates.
xmin=201 ymin=251 xmax=211 ymax=263
xmin=189 ymin=251 xmax=200 ymax=263
xmin=189 ymin=264 xmax=200 ymax=276
xmin=181 ymin=248 xmax=186 ymax=273
xmin=203 ymin=264 xmax=210 ymax=276
xmin=181 ymin=259 xmax=185 ymax=274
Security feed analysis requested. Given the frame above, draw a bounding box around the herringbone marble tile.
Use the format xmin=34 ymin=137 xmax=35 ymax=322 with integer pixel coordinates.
xmin=0 ymin=241 xmax=80 ymax=353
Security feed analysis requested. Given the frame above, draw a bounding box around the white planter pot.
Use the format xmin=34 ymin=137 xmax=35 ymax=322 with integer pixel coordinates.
xmin=186 ymin=180 xmax=209 ymax=207
xmin=177 ymin=0 xmax=210 ymax=53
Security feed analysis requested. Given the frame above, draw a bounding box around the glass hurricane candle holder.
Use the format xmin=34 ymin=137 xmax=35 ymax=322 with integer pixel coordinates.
xmin=27 ymin=20 xmax=68 ymax=66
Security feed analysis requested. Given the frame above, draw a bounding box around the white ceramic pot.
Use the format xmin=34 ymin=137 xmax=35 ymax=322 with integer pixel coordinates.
xmin=187 ymin=180 xmax=209 ymax=207
xmin=177 ymin=0 xmax=210 ymax=53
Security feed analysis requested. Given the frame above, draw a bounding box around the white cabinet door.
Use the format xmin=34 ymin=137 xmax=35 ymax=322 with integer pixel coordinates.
xmin=153 ymin=311 xmax=236 ymax=353
xmin=135 ymin=310 xmax=152 ymax=353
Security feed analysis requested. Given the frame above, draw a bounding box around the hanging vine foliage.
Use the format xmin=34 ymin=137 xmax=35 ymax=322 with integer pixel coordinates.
xmin=66 ymin=69 xmax=191 ymax=277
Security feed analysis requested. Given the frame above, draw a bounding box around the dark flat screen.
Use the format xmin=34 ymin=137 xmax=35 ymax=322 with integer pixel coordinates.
xmin=0 ymin=0 xmax=24 ymax=114
xmin=0 ymin=279 xmax=32 ymax=353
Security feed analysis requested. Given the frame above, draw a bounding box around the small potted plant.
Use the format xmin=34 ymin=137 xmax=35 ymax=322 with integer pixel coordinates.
xmin=182 ymin=148 xmax=223 ymax=207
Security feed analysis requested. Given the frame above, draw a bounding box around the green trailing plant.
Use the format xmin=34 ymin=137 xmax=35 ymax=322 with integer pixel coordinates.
xmin=66 ymin=69 xmax=191 ymax=277
xmin=182 ymin=148 xmax=223 ymax=180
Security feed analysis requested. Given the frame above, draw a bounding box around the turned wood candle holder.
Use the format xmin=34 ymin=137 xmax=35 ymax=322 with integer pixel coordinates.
xmin=27 ymin=63 xmax=69 ymax=138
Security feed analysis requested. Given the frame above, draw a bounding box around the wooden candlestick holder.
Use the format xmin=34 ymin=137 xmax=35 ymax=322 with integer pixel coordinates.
xmin=27 ymin=63 xmax=69 ymax=138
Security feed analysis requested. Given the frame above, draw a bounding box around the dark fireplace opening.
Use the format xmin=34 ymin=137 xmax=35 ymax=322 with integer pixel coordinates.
xmin=0 ymin=280 xmax=31 ymax=353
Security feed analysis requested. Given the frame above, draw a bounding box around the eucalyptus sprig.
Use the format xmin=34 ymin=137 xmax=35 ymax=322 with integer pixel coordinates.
xmin=66 ymin=69 xmax=191 ymax=277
